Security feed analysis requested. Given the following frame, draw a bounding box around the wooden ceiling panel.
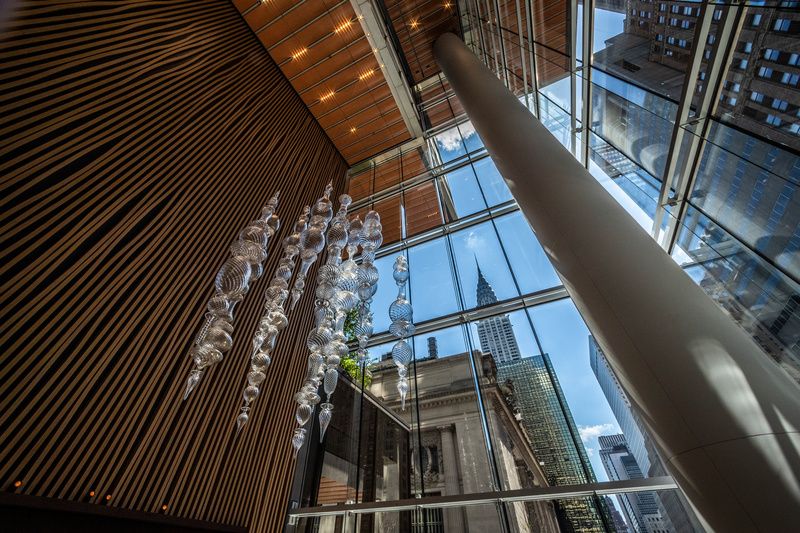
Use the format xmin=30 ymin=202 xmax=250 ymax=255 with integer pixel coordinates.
xmin=236 ymin=0 xmax=412 ymax=165
xmin=383 ymin=0 xmax=460 ymax=84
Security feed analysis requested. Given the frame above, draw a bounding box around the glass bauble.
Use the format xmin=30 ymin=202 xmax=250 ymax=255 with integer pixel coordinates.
xmin=248 ymin=370 xmax=265 ymax=386
xmin=389 ymin=299 xmax=412 ymax=321
xmin=292 ymin=427 xmax=306 ymax=454
xmin=323 ymin=368 xmax=338 ymax=396
xmin=243 ymin=385 xmax=260 ymax=404
xmin=239 ymin=225 xmax=268 ymax=248
xmin=307 ymin=326 xmax=333 ymax=352
xmin=296 ymin=403 xmax=313 ymax=427
xmin=215 ymin=257 xmax=252 ymax=297
xmin=318 ymin=403 xmax=333 ymax=440
xmin=230 ymin=240 xmax=266 ymax=264
xmin=207 ymin=295 xmax=230 ymax=316
xmin=205 ymin=326 xmax=233 ymax=352
xmin=392 ymin=340 xmax=412 ymax=366
xmin=252 ymin=351 xmax=271 ymax=370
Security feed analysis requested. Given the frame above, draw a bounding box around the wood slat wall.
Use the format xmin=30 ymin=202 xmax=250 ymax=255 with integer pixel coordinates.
xmin=0 ymin=1 xmax=347 ymax=532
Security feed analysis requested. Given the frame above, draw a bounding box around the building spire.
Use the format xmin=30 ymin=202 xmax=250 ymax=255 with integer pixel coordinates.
xmin=475 ymin=256 xmax=498 ymax=306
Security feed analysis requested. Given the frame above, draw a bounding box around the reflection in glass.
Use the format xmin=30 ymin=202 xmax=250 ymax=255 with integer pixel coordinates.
xmin=443 ymin=165 xmax=486 ymax=218
xmin=408 ymin=238 xmax=460 ymax=323
xmin=494 ymin=212 xmax=561 ymax=294
xmin=371 ymin=255 xmax=403 ymax=334
xmin=369 ymin=323 xmax=499 ymax=522
xmin=473 ymin=157 xmax=513 ymax=206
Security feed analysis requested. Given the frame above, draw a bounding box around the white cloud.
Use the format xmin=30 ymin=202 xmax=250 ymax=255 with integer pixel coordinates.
xmin=586 ymin=447 xmax=595 ymax=457
xmin=435 ymin=122 xmax=477 ymax=152
xmin=578 ymin=423 xmax=615 ymax=443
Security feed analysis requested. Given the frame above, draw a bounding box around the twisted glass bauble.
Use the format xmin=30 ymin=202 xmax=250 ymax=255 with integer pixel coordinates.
xmin=323 ymin=367 xmax=338 ymax=396
xmin=252 ymin=351 xmax=271 ymax=370
xmin=391 ymin=340 xmax=412 ymax=366
xmin=230 ymin=240 xmax=266 ymax=264
xmin=307 ymin=326 xmax=333 ymax=352
xmin=205 ymin=326 xmax=233 ymax=352
xmin=318 ymin=403 xmax=333 ymax=440
xmin=239 ymin=225 xmax=268 ymax=248
xmin=295 ymin=403 xmax=313 ymax=426
xmin=389 ymin=299 xmax=412 ymax=321
xmin=215 ymin=257 xmax=251 ymax=297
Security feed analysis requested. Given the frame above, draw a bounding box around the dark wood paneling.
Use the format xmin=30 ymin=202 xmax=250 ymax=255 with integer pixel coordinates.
xmin=0 ymin=2 xmax=348 ymax=532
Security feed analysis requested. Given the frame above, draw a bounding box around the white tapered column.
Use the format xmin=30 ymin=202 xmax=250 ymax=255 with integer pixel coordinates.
xmin=434 ymin=32 xmax=800 ymax=533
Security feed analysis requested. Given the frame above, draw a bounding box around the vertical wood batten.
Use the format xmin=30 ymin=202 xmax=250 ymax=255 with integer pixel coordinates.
xmin=0 ymin=1 xmax=347 ymax=531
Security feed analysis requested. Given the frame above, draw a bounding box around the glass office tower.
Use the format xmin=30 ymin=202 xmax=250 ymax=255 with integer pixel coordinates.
xmin=290 ymin=0 xmax=798 ymax=531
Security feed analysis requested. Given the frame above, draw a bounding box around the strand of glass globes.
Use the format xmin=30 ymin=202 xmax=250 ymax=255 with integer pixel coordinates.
xmin=290 ymin=196 xmax=384 ymax=453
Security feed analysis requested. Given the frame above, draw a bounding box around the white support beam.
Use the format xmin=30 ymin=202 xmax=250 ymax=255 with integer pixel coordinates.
xmin=350 ymin=0 xmax=425 ymax=139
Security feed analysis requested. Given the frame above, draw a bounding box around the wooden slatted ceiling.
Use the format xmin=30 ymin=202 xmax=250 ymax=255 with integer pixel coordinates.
xmin=384 ymin=0 xmax=461 ymax=84
xmin=0 ymin=1 xmax=347 ymax=532
xmin=233 ymin=0 xmax=413 ymax=165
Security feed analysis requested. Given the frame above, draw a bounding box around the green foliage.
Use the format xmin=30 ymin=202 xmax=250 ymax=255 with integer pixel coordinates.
xmin=343 ymin=307 xmax=359 ymax=342
xmin=341 ymin=351 xmax=372 ymax=387
xmin=342 ymin=308 xmax=372 ymax=386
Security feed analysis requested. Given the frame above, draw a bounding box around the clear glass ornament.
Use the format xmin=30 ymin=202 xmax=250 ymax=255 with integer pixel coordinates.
xmin=318 ymin=403 xmax=333 ymax=441
xmin=388 ymin=254 xmax=414 ymax=411
xmin=296 ymin=403 xmax=312 ymax=426
xmin=292 ymin=428 xmax=306 ymax=457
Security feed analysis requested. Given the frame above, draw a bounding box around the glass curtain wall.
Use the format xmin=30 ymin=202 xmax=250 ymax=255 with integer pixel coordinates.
xmin=290 ymin=1 xmax=798 ymax=532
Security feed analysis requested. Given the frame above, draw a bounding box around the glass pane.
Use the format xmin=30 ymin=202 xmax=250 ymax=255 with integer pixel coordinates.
xmin=349 ymin=167 xmax=373 ymax=202
xmin=526 ymin=300 xmax=621 ymax=487
xmin=450 ymin=221 xmax=519 ymax=309
xmin=434 ymin=124 xmax=468 ymax=163
xmin=374 ymin=156 xmax=401 ymax=194
xmin=371 ymin=324 xmax=497 ymax=500
xmin=357 ymin=503 xmax=507 ymax=532
xmin=494 ymin=212 xmax=561 ymax=294
xmin=403 ymin=181 xmax=443 ymax=237
xmin=373 ymin=194 xmax=403 ymax=244
xmin=709 ymin=4 xmax=800 ymax=149
xmin=459 ymin=121 xmax=483 ymax=153
xmin=673 ymin=204 xmax=800 ymax=384
xmin=407 ymin=237 xmax=459 ymax=322
xmin=402 ymin=146 xmax=430 ymax=182
xmin=412 ymin=325 xmax=467 ymax=361
xmin=443 ymin=165 xmax=487 ymax=218
xmin=590 ymin=69 xmax=677 ymax=179
xmin=592 ymin=0 xmax=688 ymax=103
xmin=473 ymin=157 xmax=513 ymax=207
xmin=602 ymin=490 xmax=705 ymax=533
xmin=689 ymin=120 xmax=800 ymax=279
xmin=371 ymin=255 xmax=403 ymax=334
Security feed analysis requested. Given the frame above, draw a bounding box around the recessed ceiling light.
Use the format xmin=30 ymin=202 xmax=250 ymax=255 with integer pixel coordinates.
xmin=410 ymin=20 xmax=419 ymax=29
xmin=359 ymin=69 xmax=375 ymax=81
xmin=291 ymin=48 xmax=308 ymax=60
xmin=350 ymin=126 xmax=357 ymax=133
xmin=320 ymin=90 xmax=335 ymax=102
xmin=334 ymin=19 xmax=352 ymax=33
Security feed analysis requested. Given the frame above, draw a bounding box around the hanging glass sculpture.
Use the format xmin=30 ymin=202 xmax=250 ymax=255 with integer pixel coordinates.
xmin=235 ymin=206 xmax=310 ymax=431
xmin=289 ymin=183 xmax=334 ymax=310
xmin=183 ymin=192 xmax=281 ymax=400
xmin=290 ymin=207 xmax=382 ymax=455
xmin=389 ymin=255 xmax=414 ymax=410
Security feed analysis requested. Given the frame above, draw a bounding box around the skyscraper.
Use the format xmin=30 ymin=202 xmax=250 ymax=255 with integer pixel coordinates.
xmin=591 ymin=337 xmax=704 ymax=532
xmin=599 ymin=434 xmax=668 ymax=533
xmin=475 ymin=262 xmax=522 ymax=362
xmin=476 ymin=270 xmax=607 ymax=531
